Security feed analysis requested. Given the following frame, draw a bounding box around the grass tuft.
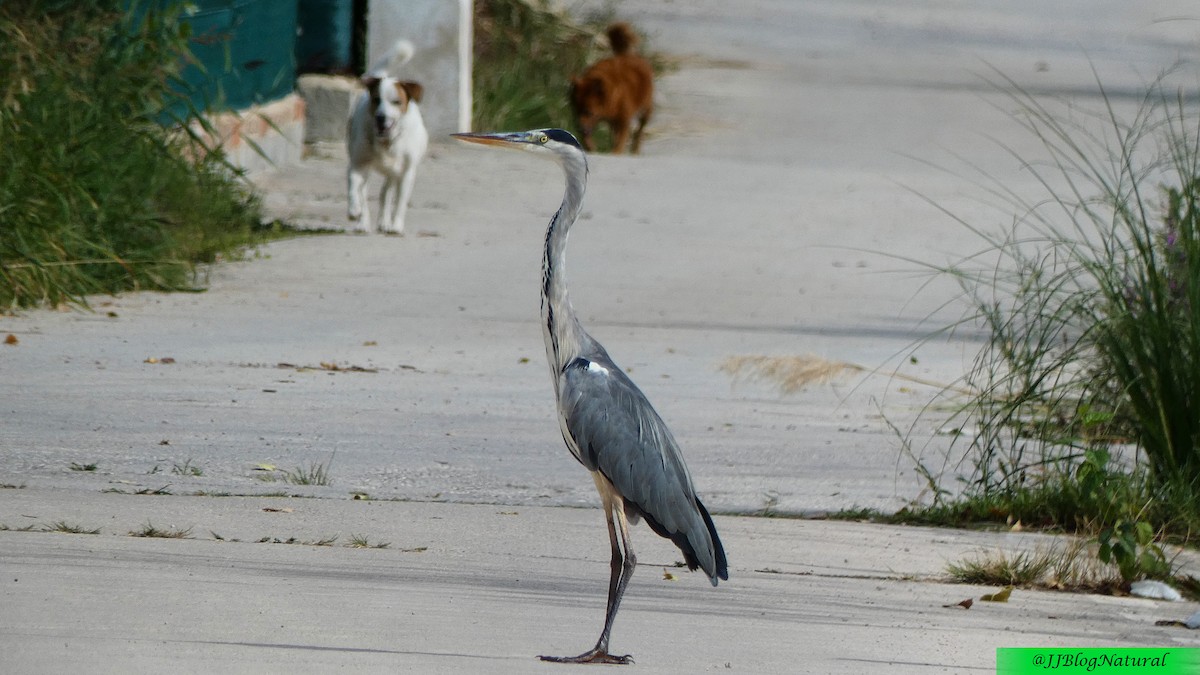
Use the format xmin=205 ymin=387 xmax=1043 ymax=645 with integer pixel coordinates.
xmin=945 ymin=538 xmax=1151 ymax=595
xmin=286 ymin=457 xmax=333 ymax=486
xmin=948 ymin=547 xmax=1058 ymax=587
xmin=129 ymin=522 xmax=191 ymax=538
xmin=171 ymin=458 xmax=203 ymax=477
xmin=43 ymin=520 xmax=101 ymax=535
xmin=347 ymin=534 xmax=390 ymax=549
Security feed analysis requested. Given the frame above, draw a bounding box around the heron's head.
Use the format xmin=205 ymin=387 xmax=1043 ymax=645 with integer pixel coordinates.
xmin=452 ymin=128 xmax=584 ymax=162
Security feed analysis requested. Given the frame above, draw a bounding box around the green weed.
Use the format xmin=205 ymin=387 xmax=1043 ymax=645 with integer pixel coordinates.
xmin=901 ymin=69 xmax=1200 ymax=575
xmin=346 ymin=534 xmax=390 ymax=549
xmin=0 ymin=1 xmax=280 ymax=310
xmin=286 ymin=457 xmax=333 ymax=486
xmin=171 ymin=458 xmax=203 ymax=477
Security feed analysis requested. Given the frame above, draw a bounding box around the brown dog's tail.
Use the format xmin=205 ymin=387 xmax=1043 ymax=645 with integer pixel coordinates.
xmin=606 ymin=22 xmax=639 ymax=55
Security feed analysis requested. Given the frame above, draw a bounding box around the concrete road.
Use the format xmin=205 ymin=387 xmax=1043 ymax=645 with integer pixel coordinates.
xmin=2 ymin=1 xmax=1199 ymax=672
xmin=2 ymin=491 xmax=1197 ymax=674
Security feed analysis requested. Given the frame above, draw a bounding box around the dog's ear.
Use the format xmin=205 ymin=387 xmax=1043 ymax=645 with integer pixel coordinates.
xmin=361 ymin=76 xmax=381 ymax=91
xmin=398 ymin=81 xmax=424 ymax=103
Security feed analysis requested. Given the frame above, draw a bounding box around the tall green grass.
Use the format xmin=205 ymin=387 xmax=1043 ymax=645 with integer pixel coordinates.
xmin=0 ymin=1 xmax=267 ymax=310
xmin=472 ymin=0 xmax=601 ymax=133
xmin=472 ymin=0 xmax=667 ymax=149
xmin=910 ymin=71 xmax=1200 ymax=549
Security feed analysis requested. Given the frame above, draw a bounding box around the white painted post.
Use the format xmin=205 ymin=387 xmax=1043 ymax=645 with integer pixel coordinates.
xmin=366 ymin=0 xmax=473 ymax=137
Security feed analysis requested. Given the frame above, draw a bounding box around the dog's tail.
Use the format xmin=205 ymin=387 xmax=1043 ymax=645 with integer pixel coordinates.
xmin=606 ymin=22 xmax=639 ymax=55
xmin=366 ymin=39 xmax=415 ymax=77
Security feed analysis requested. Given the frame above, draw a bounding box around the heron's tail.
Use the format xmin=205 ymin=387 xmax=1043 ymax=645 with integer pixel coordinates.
xmin=366 ymin=39 xmax=415 ymax=77
xmin=633 ymin=495 xmax=728 ymax=585
xmin=696 ymin=497 xmax=729 ymax=586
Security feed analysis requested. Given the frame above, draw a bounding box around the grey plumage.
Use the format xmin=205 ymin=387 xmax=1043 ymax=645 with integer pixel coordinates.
xmin=453 ymin=128 xmax=726 ymax=664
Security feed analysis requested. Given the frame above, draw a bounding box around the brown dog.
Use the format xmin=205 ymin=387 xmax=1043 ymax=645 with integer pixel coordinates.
xmin=569 ymin=23 xmax=654 ymax=154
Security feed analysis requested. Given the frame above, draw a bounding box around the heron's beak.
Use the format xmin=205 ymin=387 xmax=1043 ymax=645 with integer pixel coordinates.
xmin=451 ymin=131 xmax=535 ymax=148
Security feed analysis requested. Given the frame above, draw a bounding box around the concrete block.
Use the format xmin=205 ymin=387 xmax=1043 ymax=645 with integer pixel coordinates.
xmin=297 ymin=74 xmax=360 ymax=143
xmin=367 ymin=0 xmax=473 ymax=138
xmin=188 ymin=94 xmax=307 ymax=176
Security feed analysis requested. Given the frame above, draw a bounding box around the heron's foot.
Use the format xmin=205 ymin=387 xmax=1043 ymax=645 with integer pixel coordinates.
xmin=538 ymin=649 xmax=633 ymax=665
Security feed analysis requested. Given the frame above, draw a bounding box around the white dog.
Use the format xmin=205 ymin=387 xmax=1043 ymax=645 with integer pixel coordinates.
xmin=346 ymin=39 xmax=429 ymax=235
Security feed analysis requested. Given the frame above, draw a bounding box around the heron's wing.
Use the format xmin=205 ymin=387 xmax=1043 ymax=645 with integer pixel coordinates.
xmin=559 ymin=356 xmax=725 ymax=581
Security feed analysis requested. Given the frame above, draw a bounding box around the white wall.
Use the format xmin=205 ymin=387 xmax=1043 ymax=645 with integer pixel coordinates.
xmin=367 ymin=0 xmax=473 ymax=138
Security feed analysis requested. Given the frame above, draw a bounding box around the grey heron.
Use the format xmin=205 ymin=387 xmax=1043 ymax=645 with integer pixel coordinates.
xmin=452 ymin=128 xmax=728 ymax=664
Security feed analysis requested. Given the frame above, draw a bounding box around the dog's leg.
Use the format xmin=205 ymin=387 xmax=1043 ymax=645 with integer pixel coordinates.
xmin=578 ymin=123 xmax=597 ymax=153
xmin=377 ymin=175 xmax=397 ymax=234
xmin=347 ymin=166 xmax=371 ymax=233
xmin=630 ymin=107 xmax=653 ymax=155
xmin=384 ymin=158 xmax=419 ymax=236
xmin=610 ymin=117 xmax=631 ymax=155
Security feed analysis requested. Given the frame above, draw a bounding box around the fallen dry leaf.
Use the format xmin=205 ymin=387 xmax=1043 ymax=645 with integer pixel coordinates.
xmin=981 ymin=586 xmax=1013 ymax=602
xmin=276 ymin=361 xmax=379 ymax=373
xmin=262 ymin=507 xmax=294 ymax=513
xmin=943 ymin=598 xmax=973 ymax=609
xmin=4 ymin=334 xmax=17 ymax=345
xmin=662 ymin=570 xmax=677 ymax=581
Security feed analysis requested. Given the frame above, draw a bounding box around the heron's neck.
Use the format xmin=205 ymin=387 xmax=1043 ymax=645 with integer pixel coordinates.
xmin=541 ymin=151 xmax=589 ymax=381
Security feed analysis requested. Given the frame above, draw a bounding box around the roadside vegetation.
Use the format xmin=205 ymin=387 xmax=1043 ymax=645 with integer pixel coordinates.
xmin=472 ymin=0 xmax=666 ymax=149
xmin=0 ymin=1 xmax=281 ymax=310
xmin=886 ymin=70 xmax=1200 ymax=591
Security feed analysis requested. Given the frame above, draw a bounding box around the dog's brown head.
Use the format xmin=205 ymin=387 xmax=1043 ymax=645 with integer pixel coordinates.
xmin=363 ymin=76 xmax=424 ymax=141
xmin=568 ymin=75 xmax=605 ymax=138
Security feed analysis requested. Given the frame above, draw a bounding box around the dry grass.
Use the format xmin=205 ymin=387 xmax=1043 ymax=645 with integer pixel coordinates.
xmin=948 ymin=539 xmax=1125 ymax=593
xmin=129 ymin=523 xmax=192 ymax=539
xmin=720 ymin=355 xmax=859 ymax=394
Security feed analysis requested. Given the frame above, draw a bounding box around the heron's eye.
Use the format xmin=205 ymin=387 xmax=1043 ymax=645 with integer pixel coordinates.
xmin=538 ymin=133 xmax=549 ymax=144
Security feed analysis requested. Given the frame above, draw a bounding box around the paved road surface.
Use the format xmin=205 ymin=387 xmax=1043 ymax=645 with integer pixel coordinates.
xmin=2 ymin=1 xmax=1198 ymax=672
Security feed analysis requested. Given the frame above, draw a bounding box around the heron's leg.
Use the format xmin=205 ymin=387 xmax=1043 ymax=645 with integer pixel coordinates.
xmin=593 ymin=499 xmax=636 ymax=654
xmin=538 ymin=477 xmax=635 ymax=665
